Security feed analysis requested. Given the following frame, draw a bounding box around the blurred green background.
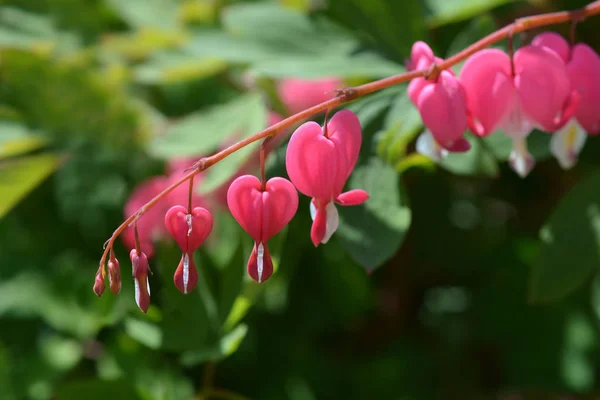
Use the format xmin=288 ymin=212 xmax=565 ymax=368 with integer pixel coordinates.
xmin=2 ymin=0 xmax=600 ymax=399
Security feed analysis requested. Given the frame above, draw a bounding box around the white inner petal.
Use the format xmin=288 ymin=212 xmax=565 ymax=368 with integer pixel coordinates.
xmin=321 ymin=202 xmax=339 ymax=244
xmin=257 ymin=243 xmax=264 ymax=283
xmin=309 ymin=201 xmax=317 ymax=221
xmin=508 ymin=137 xmax=535 ymax=178
xmin=186 ymin=213 xmax=193 ymax=236
xmin=416 ymin=129 xmax=448 ymax=163
xmin=550 ymin=119 xmax=587 ymax=170
xmin=134 ymin=278 xmax=141 ymax=309
xmin=498 ymin=99 xmax=534 ymax=140
xmin=183 ymin=253 xmax=190 ymax=294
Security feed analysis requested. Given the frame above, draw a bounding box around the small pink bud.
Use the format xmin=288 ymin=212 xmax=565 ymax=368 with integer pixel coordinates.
xmin=130 ymin=249 xmax=151 ymax=313
xmin=107 ymin=257 xmax=121 ymax=295
xmin=173 ymin=251 xmax=198 ymax=294
xmin=93 ymin=272 xmax=106 ymax=298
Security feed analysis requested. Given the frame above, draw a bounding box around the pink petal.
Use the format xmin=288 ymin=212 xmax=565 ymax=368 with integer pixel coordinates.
xmin=310 ymin=200 xmax=327 ymax=247
xmin=285 ymin=121 xmax=348 ymax=201
xmin=443 ymin=138 xmax=471 ymax=152
xmin=408 ymin=77 xmax=430 ymax=105
xmin=173 ymin=252 xmax=198 ymax=294
xmin=416 ymin=70 xmax=467 ymax=144
xmin=226 ymin=175 xmax=263 ymax=241
xmin=532 ymin=32 xmax=570 ymax=63
xmin=514 ymin=45 xmax=571 ymax=132
xmin=409 ymin=41 xmax=435 ymax=70
xmin=460 ymin=49 xmax=515 ymax=136
xmin=336 ymin=189 xmax=369 ymax=206
xmin=164 ymin=205 xmax=213 ymax=252
xmin=327 ymin=110 xmax=362 ymax=179
xmin=261 ymin=177 xmax=298 ymax=242
xmin=569 ymin=44 xmax=600 ymax=134
xmin=277 ymin=77 xmax=343 ymax=115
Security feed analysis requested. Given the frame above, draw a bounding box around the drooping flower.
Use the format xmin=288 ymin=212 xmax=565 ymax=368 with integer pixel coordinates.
xmin=277 ymin=77 xmax=343 ymax=115
xmin=407 ymin=41 xmax=470 ymax=154
xmin=107 ymin=256 xmax=121 ymax=295
xmin=164 ymin=205 xmax=213 ymax=294
xmin=459 ymin=45 xmax=578 ymax=177
xmin=532 ymin=32 xmax=600 ymax=169
xmin=130 ymin=249 xmax=151 ymax=313
xmin=285 ymin=110 xmax=369 ymax=246
xmin=227 ymin=175 xmax=298 ymax=283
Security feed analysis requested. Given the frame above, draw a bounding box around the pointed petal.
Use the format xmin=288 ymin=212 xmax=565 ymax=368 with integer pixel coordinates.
xmin=227 ymin=175 xmax=263 ymax=241
xmin=441 ymin=137 xmax=471 ymax=152
xmin=164 ymin=205 xmax=213 ymax=252
xmin=130 ymin=249 xmax=151 ymax=313
xmin=247 ymin=242 xmax=273 ymax=283
xmin=174 ymin=252 xmax=198 ymax=294
xmin=460 ymin=49 xmax=514 ymax=136
xmin=321 ymin=202 xmax=339 ymax=244
xmin=261 ymin=177 xmax=298 ymax=242
xmin=285 ymin=121 xmax=348 ymax=200
xmin=532 ymin=32 xmax=570 ymax=63
xmin=550 ymin=119 xmax=587 ymax=170
xmin=409 ymin=41 xmax=435 ymax=70
xmin=416 ymin=71 xmax=467 ymax=144
xmin=508 ymin=137 xmax=536 ymax=178
xmin=408 ymin=77 xmax=430 ymax=105
xmin=336 ymin=189 xmax=369 ymax=206
xmin=310 ymin=201 xmax=327 ymax=247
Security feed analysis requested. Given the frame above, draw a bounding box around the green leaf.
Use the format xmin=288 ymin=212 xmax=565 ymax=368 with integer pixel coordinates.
xmin=149 ymin=92 xmax=266 ymax=159
xmin=439 ymin=134 xmax=499 ymax=177
xmin=0 ymin=121 xmax=47 ymax=159
xmin=337 ymin=158 xmax=412 ymax=270
xmin=105 ymin=0 xmax=180 ymax=29
xmin=58 ymin=379 xmax=144 ymax=400
xmin=425 ymin=0 xmax=514 ymax=27
xmin=180 ymin=323 xmax=249 ymax=366
xmin=0 ymin=154 xmax=61 ymax=219
xmin=529 ymin=172 xmax=600 ymax=303
xmin=326 ymin=0 xmax=426 ymax=57
xmin=250 ymin=53 xmax=404 ymax=79
xmin=125 ymin=318 xmax=163 ymax=350
xmin=134 ymin=51 xmax=228 ymax=84
xmin=483 ymin=130 xmax=553 ymax=162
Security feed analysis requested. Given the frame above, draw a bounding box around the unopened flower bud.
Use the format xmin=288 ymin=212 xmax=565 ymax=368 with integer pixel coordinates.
xmin=108 ymin=257 xmax=121 ymax=295
xmin=130 ymin=249 xmax=151 ymax=313
xmin=93 ymin=272 xmax=106 ymax=297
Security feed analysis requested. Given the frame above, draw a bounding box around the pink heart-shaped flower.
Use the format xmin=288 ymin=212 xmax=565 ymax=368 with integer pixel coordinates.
xmin=227 ymin=175 xmax=298 ymax=243
xmin=568 ymin=44 xmax=600 ymax=134
xmin=164 ymin=205 xmax=213 ymax=252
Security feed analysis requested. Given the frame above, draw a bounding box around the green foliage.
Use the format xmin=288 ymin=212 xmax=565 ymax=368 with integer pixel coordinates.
xmin=2 ymin=0 xmax=600 ymax=399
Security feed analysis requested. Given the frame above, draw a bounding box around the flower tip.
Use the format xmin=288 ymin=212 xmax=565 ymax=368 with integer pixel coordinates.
xmin=108 ymin=258 xmax=121 ymax=295
xmin=93 ymin=273 xmax=106 ymax=297
xmin=174 ymin=252 xmax=198 ymax=294
xmin=247 ymin=242 xmax=273 ymax=283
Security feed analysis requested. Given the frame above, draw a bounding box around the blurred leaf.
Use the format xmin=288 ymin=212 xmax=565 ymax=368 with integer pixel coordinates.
xmin=134 ymin=51 xmax=228 ymax=84
xmin=100 ymin=28 xmax=187 ymax=61
xmin=439 ymin=134 xmax=499 ymax=177
xmin=40 ymin=334 xmax=83 ymax=371
xmin=149 ymin=92 xmax=266 ymax=159
xmin=529 ymin=172 xmax=600 ymax=303
xmin=250 ymin=53 xmax=404 ymax=79
xmin=446 ymin=14 xmax=497 ymax=74
xmin=562 ymin=312 xmax=596 ymax=392
xmin=125 ymin=318 xmax=163 ymax=350
xmin=483 ymin=130 xmax=553 ymax=162
xmin=0 ymin=153 xmax=61 ymax=219
xmin=58 ymin=379 xmax=144 ymax=400
xmin=180 ymin=323 xmax=248 ymax=366
xmin=0 ymin=121 xmax=47 ymax=159
xmin=337 ymin=158 xmax=411 ymax=270
xmin=326 ymin=0 xmax=426 ymax=57
xmin=106 ymin=0 xmax=180 ymax=30
xmin=425 ymin=0 xmax=514 ymax=27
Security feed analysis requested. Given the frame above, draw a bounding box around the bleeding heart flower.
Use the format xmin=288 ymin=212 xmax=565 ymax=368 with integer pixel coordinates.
xmin=107 ymin=256 xmax=121 ymax=295
xmin=459 ymin=45 xmax=579 ymax=177
xmin=532 ymin=32 xmax=600 ymax=169
xmin=407 ymin=42 xmax=469 ymax=153
xmin=130 ymin=249 xmax=151 ymax=313
xmin=277 ymin=77 xmax=343 ymax=115
xmin=164 ymin=205 xmax=213 ymax=294
xmin=285 ymin=110 xmax=369 ymax=246
xmin=227 ymin=175 xmax=298 ymax=283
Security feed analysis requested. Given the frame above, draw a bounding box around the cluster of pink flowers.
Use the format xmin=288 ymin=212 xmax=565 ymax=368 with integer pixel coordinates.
xmin=95 ymin=106 xmax=369 ymax=312
xmin=408 ymin=33 xmax=600 ymax=176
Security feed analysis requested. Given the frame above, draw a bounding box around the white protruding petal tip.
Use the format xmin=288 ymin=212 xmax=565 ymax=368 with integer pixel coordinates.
xmin=309 ymin=200 xmax=317 ymax=221
xmin=183 ymin=253 xmax=190 ymax=294
xmin=321 ymin=202 xmax=339 ymax=244
xmin=186 ymin=213 xmax=193 ymax=236
xmin=257 ymin=243 xmax=264 ymax=283
xmin=508 ymin=138 xmax=535 ymax=178
xmin=416 ymin=130 xmax=448 ymax=163
xmin=134 ymin=278 xmax=141 ymax=309
xmin=550 ymin=119 xmax=587 ymax=170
